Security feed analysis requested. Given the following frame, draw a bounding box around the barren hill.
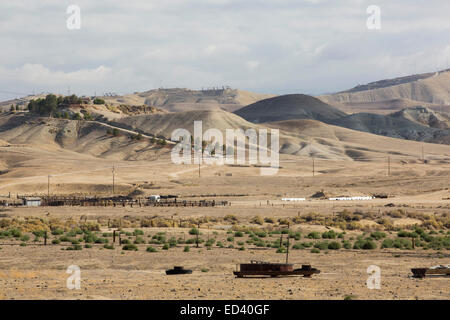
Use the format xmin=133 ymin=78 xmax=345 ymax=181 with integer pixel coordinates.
xmin=320 ymin=69 xmax=450 ymax=106
xmin=329 ymin=112 xmax=450 ymax=145
xmin=112 ymin=109 xmax=260 ymax=139
xmin=319 ymin=69 xmax=450 ymax=114
xmin=0 ymin=113 xmax=169 ymax=161
xmin=265 ymin=119 xmax=450 ymax=160
xmin=389 ymin=106 xmax=450 ymax=130
xmin=234 ymin=94 xmax=347 ymax=124
xmin=103 ymin=88 xmax=275 ymax=113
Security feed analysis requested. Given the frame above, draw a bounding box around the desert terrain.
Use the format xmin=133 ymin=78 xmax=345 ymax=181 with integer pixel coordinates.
xmin=0 ymin=70 xmax=449 ymax=300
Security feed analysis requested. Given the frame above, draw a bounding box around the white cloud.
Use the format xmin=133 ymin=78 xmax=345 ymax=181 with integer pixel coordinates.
xmin=0 ymin=0 xmax=449 ymax=100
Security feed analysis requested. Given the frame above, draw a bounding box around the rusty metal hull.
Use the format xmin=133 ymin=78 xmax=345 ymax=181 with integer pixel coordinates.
xmin=411 ymin=267 xmax=450 ymax=278
xmin=234 ymin=263 xmax=320 ymax=278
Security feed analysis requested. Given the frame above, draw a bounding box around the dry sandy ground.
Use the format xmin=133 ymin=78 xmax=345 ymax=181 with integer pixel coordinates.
xmin=0 ymin=142 xmax=449 ymax=300
xmin=0 ymin=243 xmax=448 ymax=300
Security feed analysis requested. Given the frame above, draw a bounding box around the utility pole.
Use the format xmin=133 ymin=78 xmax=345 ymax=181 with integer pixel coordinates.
xmin=112 ymin=164 xmax=115 ymax=194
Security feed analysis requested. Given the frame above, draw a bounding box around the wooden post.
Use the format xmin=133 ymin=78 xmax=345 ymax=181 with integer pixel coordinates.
xmin=113 ymin=230 xmax=116 ymax=243
xmin=44 ymin=231 xmax=47 ymax=246
xmin=286 ymin=223 xmax=290 ymax=264
xmin=196 ymin=222 xmax=200 ymax=248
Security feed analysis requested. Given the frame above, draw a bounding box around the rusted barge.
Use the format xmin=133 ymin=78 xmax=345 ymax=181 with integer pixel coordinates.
xmin=411 ymin=265 xmax=450 ymax=278
xmin=233 ymin=260 xmax=320 ymax=278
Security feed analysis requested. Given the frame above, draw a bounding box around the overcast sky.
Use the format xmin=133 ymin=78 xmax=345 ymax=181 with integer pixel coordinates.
xmin=0 ymin=0 xmax=449 ymax=101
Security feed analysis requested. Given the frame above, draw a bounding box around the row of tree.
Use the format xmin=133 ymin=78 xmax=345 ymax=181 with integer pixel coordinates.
xmin=27 ymin=94 xmax=84 ymax=116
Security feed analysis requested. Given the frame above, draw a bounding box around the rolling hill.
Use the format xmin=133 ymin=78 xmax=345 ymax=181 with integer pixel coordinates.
xmin=102 ymin=88 xmax=275 ymax=113
xmin=234 ymin=94 xmax=347 ymax=124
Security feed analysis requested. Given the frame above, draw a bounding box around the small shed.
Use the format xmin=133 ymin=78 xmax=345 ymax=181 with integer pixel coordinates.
xmin=22 ymin=197 xmax=42 ymax=207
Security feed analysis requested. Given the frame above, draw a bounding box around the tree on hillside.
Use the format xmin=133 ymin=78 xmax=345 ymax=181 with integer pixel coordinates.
xmin=93 ymin=98 xmax=105 ymax=105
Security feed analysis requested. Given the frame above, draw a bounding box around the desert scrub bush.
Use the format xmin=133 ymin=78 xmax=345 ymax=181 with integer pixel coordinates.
xmin=216 ymin=241 xmax=224 ymax=248
xmin=239 ymin=246 xmax=245 ymax=251
xmin=20 ymin=242 xmax=27 ymax=247
xmin=314 ymin=241 xmax=329 ymax=250
xmin=133 ymin=229 xmax=144 ymax=236
xmin=168 ymin=237 xmax=178 ymax=247
xmin=133 ymin=237 xmax=145 ymax=245
xmin=67 ymin=244 xmax=82 ymax=251
xmin=236 ymin=241 xmax=244 ymax=246
xmin=184 ymin=246 xmax=190 ymax=252
xmin=234 ymin=231 xmax=244 ymax=237
xmin=20 ymin=235 xmax=30 ymax=242
xmin=264 ymin=217 xmax=274 ymax=223
xmin=227 ymin=236 xmax=234 ymax=242
xmin=353 ymin=239 xmax=377 ymax=250
xmin=146 ymin=246 xmax=158 ymax=252
xmin=381 ymin=239 xmax=394 ymax=248
xmin=310 ymin=248 xmax=320 ymax=253
xmin=322 ymin=230 xmax=337 ymax=239
xmin=122 ymin=244 xmax=138 ymax=251
xmin=276 ymin=246 xmax=286 ymax=253
xmin=189 ymin=228 xmax=199 ymax=235
xmin=250 ymin=216 xmax=264 ymax=225
xmin=370 ymin=231 xmax=386 ymax=240
xmin=104 ymin=244 xmax=114 ymax=250
xmin=301 ymin=242 xmax=313 ymax=248
xmin=201 ymin=268 xmax=209 ymax=272
xmin=342 ymin=241 xmax=352 ymax=249
xmin=255 ymin=231 xmax=267 ymax=238
xmin=102 ymin=232 xmax=113 ymax=237
xmin=398 ymin=231 xmax=418 ymax=238
xmin=95 ymin=237 xmax=108 ymax=244
xmin=292 ymin=243 xmax=304 ymax=250
xmin=51 ymin=228 xmax=64 ymax=236
xmin=307 ymin=232 xmax=321 ymax=239
xmin=32 ymin=230 xmax=46 ymax=237
xmin=52 ymin=239 xmax=61 ymax=245
xmin=328 ymin=241 xmax=342 ymax=250
xmin=162 ymin=243 xmax=170 ymax=250
xmin=84 ymin=244 xmax=92 ymax=248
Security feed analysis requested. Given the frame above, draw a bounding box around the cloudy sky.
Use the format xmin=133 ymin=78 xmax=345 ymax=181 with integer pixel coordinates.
xmin=0 ymin=0 xmax=449 ymax=101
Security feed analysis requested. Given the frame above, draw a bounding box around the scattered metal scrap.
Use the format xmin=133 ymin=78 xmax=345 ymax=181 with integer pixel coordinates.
xmin=411 ymin=265 xmax=450 ymax=278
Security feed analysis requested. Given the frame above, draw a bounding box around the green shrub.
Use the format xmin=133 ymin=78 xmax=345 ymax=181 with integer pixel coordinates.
xmin=307 ymin=232 xmax=321 ymax=239
xmin=322 ymin=230 xmax=337 ymax=239
xmin=234 ymin=231 xmax=244 ymax=237
xmin=381 ymin=239 xmax=394 ymax=248
xmin=292 ymin=243 xmax=304 ymax=250
xmin=328 ymin=241 xmax=341 ymax=250
xmin=122 ymin=244 xmax=138 ymax=251
xmin=189 ymin=228 xmax=199 ymax=235
xmin=20 ymin=235 xmax=30 ymax=242
xmin=310 ymin=248 xmax=320 ymax=253
xmin=51 ymin=229 xmax=64 ymax=236
xmin=370 ymin=231 xmax=386 ymax=240
xmin=314 ymin=241 xmax=329 ymax=250
xmin=104 ymin=244 xmax=114 ymax=250
xmin=146 ymin=246 xmax=158 ymax=252
xmin=133 ymin=229 xmax=144 ymax=236
xmin=133 ymin=237 xmax=145 ymax=244
xmin=184 ymin=246 xmax=190 ymax=252
xmin=162 ymin=243 xmax=170 ymax=250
